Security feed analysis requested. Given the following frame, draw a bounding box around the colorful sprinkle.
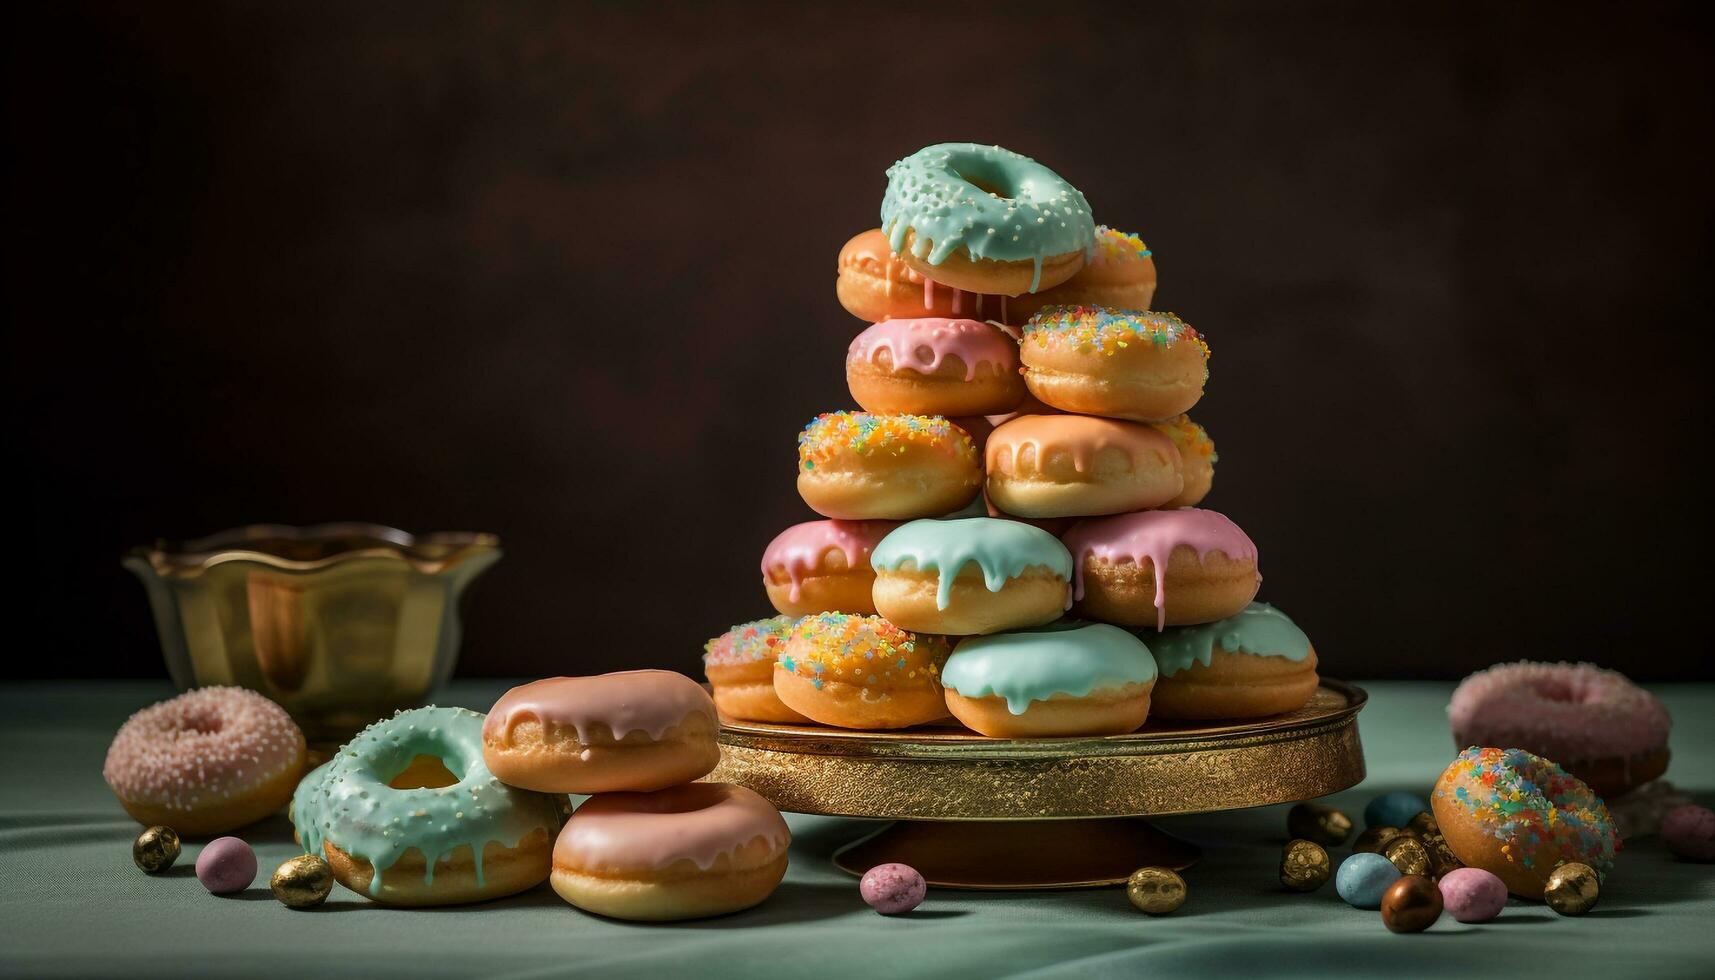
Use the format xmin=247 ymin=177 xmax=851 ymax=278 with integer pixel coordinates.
xmin=778 ymin=613 xmax=949 ymax=688
xmin=798 ymin=412 xmax=975 ymax=471
xmin=1022 ymin=306 xmax=1210 ymax=359
xmin=703 ymin=616 xmax=798 ymax=668
xmin=1149 ymin=414 xmax=1218 ymax=463
xmin=1434 ymin=747 xmax=1619 ymax=878
xmin=1093 ymin=226 xmax=1153 ymax=262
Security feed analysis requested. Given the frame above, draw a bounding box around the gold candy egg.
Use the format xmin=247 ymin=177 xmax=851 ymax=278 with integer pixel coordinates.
xmin=1287 ymin=802 xmax=1354 ymax=847
xmin=1544 ymin=862 xmax=1600 ymax=916
xmin=1383 ymin=834 xmax=1431 ymax=877
xmin=1352 ymin=826 xmax=1401 ymax=855
xmin=271 ymin=854 xmax=335 ymax=909
xmin=1126 ymin=867 xmax=1187 ymax=914
xmin=1405 ymin=811 xmax=1439 ymax=837
xmin=132 ymin=825 xmax=180 ymax=874
xmin=1280 ymin=839 xmax=1330 ymax=892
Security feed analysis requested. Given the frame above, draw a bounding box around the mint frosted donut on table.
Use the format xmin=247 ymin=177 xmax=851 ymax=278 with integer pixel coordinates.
xmin=881 ymin=143 xmax=1097 ymax=297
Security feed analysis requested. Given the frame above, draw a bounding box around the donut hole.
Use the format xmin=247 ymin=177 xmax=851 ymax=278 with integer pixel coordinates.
xmin=388 ymin=754 xmax=462 ymax=789
xmin=178 ymin=707 xmax=225 ymax=735
xmin=946 ymin=150 xmax=1020 ymax=201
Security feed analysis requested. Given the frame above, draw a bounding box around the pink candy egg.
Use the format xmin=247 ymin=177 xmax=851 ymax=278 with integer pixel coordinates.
xmin=860 ymin=862 xmax=926 ymax=914
xmin=195 ymin=836 xmax=257 ymax=894
xmin=1437 ymin=867 xmax=1507 ymax=923
xmin=1662 ymin=804 xmax=1715 ymax=861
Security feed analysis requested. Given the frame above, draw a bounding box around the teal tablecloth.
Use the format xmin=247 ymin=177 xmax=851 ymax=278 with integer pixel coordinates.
xmin=2 ymin=681 xmax=1710 ymax=979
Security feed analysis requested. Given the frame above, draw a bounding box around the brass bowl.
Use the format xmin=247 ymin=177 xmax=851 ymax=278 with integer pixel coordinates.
xmin=124 ymin=523 xmax=501 ymax=743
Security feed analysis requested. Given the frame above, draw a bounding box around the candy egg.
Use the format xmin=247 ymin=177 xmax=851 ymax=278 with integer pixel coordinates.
xmin=195 ymin=836 xmax=257 ymax=895
xmin=1280 ymin=839 xmax=1330 ymax=892
xmin=1437 ymin=867 xmax=1507 ymax=923
xmin=132 ymin=825 xmax=180 ymax=874
xmin=1335 ymin=852 xmax=1401 ymax=909
xmin=1351 ymin=826 xmax=1401 ymax=855
xmin=1287 ymin=803 xmax=1353 ymax=846
xmin=270 ymin=854 xmax=334 ymax=909
xmin=860 ymin=862 xmax=926 ymax=915
xmin=1544 ymin=862 xmax=1599 ymax=916
xmin=1365 ymin=792 xmax=1429 ymax=830
xmin=1661 ymin=804 xmax=1715 ymax=861
xmin=1380 ymin=874 xmax=1443 ymax=933
xmin=1382 ymin=834 xmax=1431 ymax=877
xmin=1126 ymin=867 xmax=1187 ymax=914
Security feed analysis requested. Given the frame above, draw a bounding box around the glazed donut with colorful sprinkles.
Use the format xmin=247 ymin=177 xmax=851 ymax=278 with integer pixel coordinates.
xmin=1149 ymin=415 xmax=1216 ymax=508
xmin=846 ymin=317 xmax=1025 ymax=417
xmin=1008 ymin=226 xmax=1159 ymax=323
xmin=836 ymin=228 xmax=1014 ymax=324
xmin=1021 ymin=307 xmax=1210 ymax=422
xmin=703 ymin=616 xmax=809 ymax=724
xmin=761 ymin=518 xmax=897 ymax=616
xmin=775 ymin=612 xmax=952 ymax=729
xmin=796 ymin=411 xmax=981 ymax=520
xmin=881 ymin=143 xmax=1097 ymax=296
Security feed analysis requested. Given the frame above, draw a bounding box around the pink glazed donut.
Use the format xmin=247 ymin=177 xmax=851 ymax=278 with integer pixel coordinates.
xmin=103 ymin=686 xmax=307 ymax=836
xmin=1449 ymin=661 xmax=1670 ymax=799
xmin=846 ymin=317 xmax=1025 ymax=417
xmin=761 ymin=519 xmax=899 ymax=616
xmin=1061 ymin=508 xmax=1261 ymax=631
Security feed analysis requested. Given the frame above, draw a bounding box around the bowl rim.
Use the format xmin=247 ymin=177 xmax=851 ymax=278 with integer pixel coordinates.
xmin=124 ymin=522 xmax=500 ymax=573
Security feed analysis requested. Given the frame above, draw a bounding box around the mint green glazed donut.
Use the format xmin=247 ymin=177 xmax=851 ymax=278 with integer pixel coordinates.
xmin=881 ymin=143 xmax=1097 ymax=293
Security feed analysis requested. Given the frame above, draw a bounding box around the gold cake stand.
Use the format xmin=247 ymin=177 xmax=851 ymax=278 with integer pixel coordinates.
xmin=708 ymin=679 xmax=1367 ymax=889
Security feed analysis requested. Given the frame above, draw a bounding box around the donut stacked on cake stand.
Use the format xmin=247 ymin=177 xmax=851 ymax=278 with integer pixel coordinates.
xmin=704 ymin=143 xmax=1366 ymax=888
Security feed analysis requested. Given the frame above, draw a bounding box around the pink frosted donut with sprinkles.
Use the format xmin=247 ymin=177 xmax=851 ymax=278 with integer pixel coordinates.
xmin=796 ymin=411 xmax=982 ymax=520
xmin=1009 ymin=227 xmax=1159 ymax=322
xmin=761 ymin=518 xmax=898 ymax=616
xmin=103 ymin=686 xmax=307 ymax=835
xmin=1020 ymin=306 xmax=1210 ymax=422
xmin=1448 ymin=661 xmax=1670 ymax=799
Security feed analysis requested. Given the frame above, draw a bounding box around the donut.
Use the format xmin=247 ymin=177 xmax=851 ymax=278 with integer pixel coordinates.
xmin=836 ymin=228 xmax=1013 ymax=323
xmin=774 ymin=612 xmax=952 ymax=729
xmin=881 ymin=143 xmax=1096 ymax=296
xmin=703 ymin=617 xmax=809 ymax=724
xmin=985 ymin=413 xmax=1184 ymax=519
xmin=1431 ymin=746 xmax=1620 ymax=899
xmin=482 ymin=671 xmax=720 ymax=794
xmin=290 ymin=706 xmax=565 ymax=906
xmin=846 ymin=317 xmax=1025 ymax=416
xmin=796 ymin=411 xmax=982 ymax=520
xmin=103 ymin=686 xmax=306 ymax=836
xmin=1146 ymin=602 xmax=1319 ymax=720
xmin=1020 ymin=307 xmax=1210 ymax=421
xmin=870 ymin=517 xmax=1072 ymax=635
xmin=1062 ymin=508 xmax=1260 ymax=631
xmin=1150 ymin=415 xmax=1216 ymax=508
xmin=552 ymin=783 xmax=790 ymax=921
xmin=761 ymin=518 xmax=898 ymax=616
xmin=941 ymin=621 xmax=1157 ymax=737
xmin=1448 ymin=661 xmax=1671 ymax=799
xmin=1007 ymin=226 xmax=1158 ymax=322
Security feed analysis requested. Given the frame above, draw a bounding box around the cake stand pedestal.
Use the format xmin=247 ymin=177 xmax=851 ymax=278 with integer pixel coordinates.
xmin=708 ymin=680 xmax=1367 ymax=889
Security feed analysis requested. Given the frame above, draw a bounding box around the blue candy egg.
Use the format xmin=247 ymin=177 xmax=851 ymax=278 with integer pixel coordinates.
xmin=1336 ymin=852 xmax=1402 ymax=909
xmin=1364 ymin=791 xmax=1428 ymax=829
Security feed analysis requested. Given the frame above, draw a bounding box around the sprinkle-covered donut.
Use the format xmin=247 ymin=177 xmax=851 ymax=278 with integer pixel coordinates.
xmin=291 ymin=705 xmax=564 ymax=906
xmin=1008 ymin=226 xmax=1159 ymax=322
xmin=870 ymin=517 xmax=1073 ymax=635
xmin=1062 ymin=508 xmax=1260 ymax=631
xmin=1021 ymin=307 xmax=1210 ymax=421
xmin=882 ymin=143 xmax=1097 ymax=296
xmin=775 ymin=612 xmax=952 ymax=729
xmin=703 ymin=616 xmax=808 ymax=724
xmin=796 ymin=411 xmax=982 ymax=520
xmin=846 ymin=317 xmax=1025 ymax=416
xmin=103 ymin=686 xmax=306 ymax=835
xmin=942 ymin=621 xmax=1158 ymax=737
xmin=1448 ymin=661 xmax=1671 ymax=799
xmin=1149 ymin=415 xmax=1217 ymax=508
xmin=1431 ymin=746 xmax=1620 ymax=899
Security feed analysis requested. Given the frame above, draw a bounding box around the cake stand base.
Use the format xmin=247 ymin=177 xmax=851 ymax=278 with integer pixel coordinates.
xmin=832 ymin=818 xmax=1200 ymax=889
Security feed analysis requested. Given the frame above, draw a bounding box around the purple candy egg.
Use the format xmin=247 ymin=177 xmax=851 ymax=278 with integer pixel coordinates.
xmin=1662 ymin=805 xmax=1715 ymax=861
xmin=1437 ymin=867 xmax=1507 ymax=923
xmin=860 ymin=862 xmax=926 ymax=914
xmin=195 ymin=836 xmax=257 ymax=895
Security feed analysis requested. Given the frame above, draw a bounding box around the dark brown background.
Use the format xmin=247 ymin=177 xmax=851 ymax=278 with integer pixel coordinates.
xmin=7 ymin=2 xmax=1712 ymax=681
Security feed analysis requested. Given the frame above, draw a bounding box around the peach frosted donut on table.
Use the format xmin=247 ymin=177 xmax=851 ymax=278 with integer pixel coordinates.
xmin=1149 ymin=415 xmax=1216 ymax=508
xmin=846 ymin=317 xmax=1025 ymax=417
xmin=481 ymin=670 xmax=719 ymax=794
xmin=703 ymin=617 xmax=809 ymax=724
xmin=1062 ymin=508 xmax=1260 ymax=631
xmin=552 ymin=783 xmax=790 ymax=921
xmin=942 ymin=621 xmax=1158 ymax=737
xmin=870 ymin=517 xmax=1073 ymax=635
xmin=796 ymin=411 xmax=982 ymax=520
xmin=774 ymin=612 xmax=952 ymax=729
xmin=836 ymin=228 xmax=1014 ymax=324
xmin=985 ymin=413 xmax=1184 ymax=519
xmin=761 ymin=518 xmax=897 ymax=616
xmin=1007 ymin=226 xmax=1159 ymax=323
xmin=1448 ymin=661 xmax=1671 ymax=799
xmin=103 ymin=685 xmax=306 ymax=836
xmin=1020 ymin=306 xmax=1210 ymax=421
xmin=1146 ymin=602 xmax=1319 ymax=720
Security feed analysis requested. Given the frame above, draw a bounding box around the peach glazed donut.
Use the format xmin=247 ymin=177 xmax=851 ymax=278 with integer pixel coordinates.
xmin=1020 ymin=306 xmax=1210 ymax=421
xmin=553 ymin=783 xmax=790 ymax=921
xmin=942 ymin=621 xmax=1158 ymax=737
xmin=1147 ymin=602 xmax=1319 ymax=720
xmin=703 ymin=616 xmax=809 ymax=724
xmin=1431 ymin=746 xmax=1619 ymax=899
xmin=291 ymin=706 xmax=565 ymax=905
xmin=775 ymin=612 xmax=952 ymax=729
xmin=836 ymin=228 xmax=1013 ymax=323
xmin=1007 ymin=226 xmax=1159 ymax=322
xmin=103 ymin=686 xmax=306 ymax=835
xmin=1150 ymin=415 xmax=1216 ymax=508
xmin=762 ymin=518 xmax=897 ymax=616
xmin=847 ymin=317 xmax=1025 ymax=417
xmin=871 ymin=517 xmax=1073 ymax=635
xmin=985 ymin=413 xmax=1184 ymax=519
xmin=1448 ymin=661 xmax=1670 ymax=798
xmin=796 ymin=411 xmax=981 ymax=520
xmin=1062 ymin=508 xmax=1261 ymax=631
xmin=482 ymin=670 xmax=719 ymax=794
xmin=881 ymin=142 xmax=1097 ymax=296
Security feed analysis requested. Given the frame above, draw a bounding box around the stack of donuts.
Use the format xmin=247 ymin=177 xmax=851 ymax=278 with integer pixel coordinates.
xmin=707 ymin=142 xmax=1323 ymax=738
